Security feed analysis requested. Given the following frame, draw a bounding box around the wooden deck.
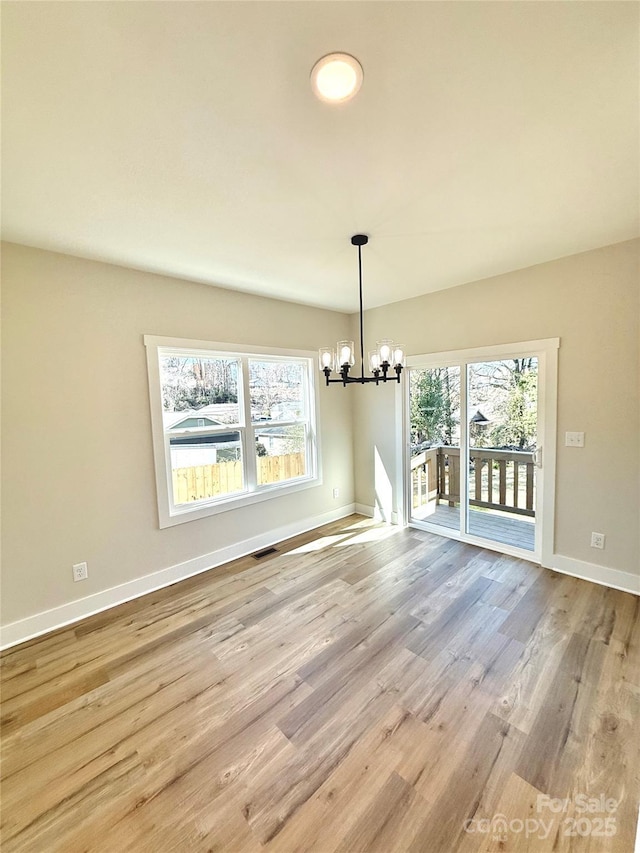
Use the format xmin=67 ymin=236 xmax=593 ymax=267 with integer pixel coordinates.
xmin=411 ymin=503 xmax=536 ymax=551
xmin=2 ymin=515 xmax=638 ymax=852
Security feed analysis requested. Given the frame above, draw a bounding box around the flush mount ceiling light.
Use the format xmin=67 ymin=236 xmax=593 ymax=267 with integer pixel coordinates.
xmin=320 ymin=235 xmax=405 ymax=386
xmin=310 ymin=53 xmax=363 ymax=103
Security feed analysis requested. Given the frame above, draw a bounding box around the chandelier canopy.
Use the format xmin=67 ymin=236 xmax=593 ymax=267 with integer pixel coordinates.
xmin=320 ymin=235 xmax=405 ymax=386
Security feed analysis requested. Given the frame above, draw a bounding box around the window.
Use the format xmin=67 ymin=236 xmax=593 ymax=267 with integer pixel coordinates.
xmin=145 ymin=336 xmax=320 ymax=527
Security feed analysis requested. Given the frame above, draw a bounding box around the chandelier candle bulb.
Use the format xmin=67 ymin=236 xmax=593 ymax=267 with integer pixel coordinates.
xmin=369 ymin=351 xmax=381 ymax=371
xmin=377 ymin=340 xmax=393 ymax=365
xmin=393 ymin=346 xmax=405 ymax=367
xmin=319 ymin=348 xmax=335 ymax=371
xmin=337 ymin=341 xmax=355 ymax=367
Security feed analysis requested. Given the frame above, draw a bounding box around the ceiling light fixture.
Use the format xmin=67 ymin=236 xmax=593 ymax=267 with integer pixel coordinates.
xmin=310 ymin=53 xmax=363 ymax=103
xmin=320 ymin=235 xmax=405 ymax=386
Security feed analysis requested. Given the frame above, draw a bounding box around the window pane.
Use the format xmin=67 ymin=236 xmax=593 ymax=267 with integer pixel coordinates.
xmin=409 ymin=365 xmax=461 ymax=524
xmin=249 ymin=359 xmax=305 ymax=422
xmin=170 ymin=431 xmax=244 ymax=504
xmin=256 ymin=425 xmax=307 ymax=485
xmin=410 ymin=366 xmax=461 ymax=450
xmin=466 ymin=359 xmax=538 ymax=551
xmin=160 ymin=354 xmax=241 ymax=426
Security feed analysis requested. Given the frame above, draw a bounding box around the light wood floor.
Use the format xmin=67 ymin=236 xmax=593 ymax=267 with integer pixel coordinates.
xmin=1 ymin=515 xmax=638 ymax=852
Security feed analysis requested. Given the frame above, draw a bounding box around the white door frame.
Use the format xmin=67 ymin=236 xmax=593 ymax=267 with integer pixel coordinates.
xmin=403 ymin=338 xmax=560 ymax=566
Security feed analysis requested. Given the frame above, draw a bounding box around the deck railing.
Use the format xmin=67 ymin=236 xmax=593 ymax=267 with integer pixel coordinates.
xmin=411 ymin=445 xmax=535 ymax=517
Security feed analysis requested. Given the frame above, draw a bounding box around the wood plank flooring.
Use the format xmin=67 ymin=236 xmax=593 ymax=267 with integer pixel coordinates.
xmin=1 ymin=515 xmax=639 ymax=852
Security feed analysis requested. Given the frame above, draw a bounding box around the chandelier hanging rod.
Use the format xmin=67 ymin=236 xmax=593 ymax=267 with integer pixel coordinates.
xmin=319 ymin=234 xmax=405 ymax=386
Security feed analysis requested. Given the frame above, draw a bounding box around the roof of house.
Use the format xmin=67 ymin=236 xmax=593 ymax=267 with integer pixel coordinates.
xmin=163 ymin=403 xmax=257 ymax=431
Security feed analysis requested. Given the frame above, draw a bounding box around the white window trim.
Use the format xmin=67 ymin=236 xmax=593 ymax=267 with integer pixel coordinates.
xmin=144 ymin=335 xmax=322 ymax=528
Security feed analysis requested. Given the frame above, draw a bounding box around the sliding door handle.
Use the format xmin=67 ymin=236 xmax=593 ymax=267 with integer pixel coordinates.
xmin=533 ymin=447 xmax=543 ymax=468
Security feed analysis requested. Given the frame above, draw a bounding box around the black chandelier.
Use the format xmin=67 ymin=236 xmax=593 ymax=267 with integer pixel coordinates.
xmin=320 ymin=235 xmax=405 ymax=386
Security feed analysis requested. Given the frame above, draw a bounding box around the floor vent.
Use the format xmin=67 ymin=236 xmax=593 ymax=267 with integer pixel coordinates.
xmin=252 ymin=547 xmax=278 ymax=560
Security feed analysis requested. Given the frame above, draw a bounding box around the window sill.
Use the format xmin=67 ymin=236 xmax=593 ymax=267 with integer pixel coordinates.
xmin=158 ymin=474 xmax=322 ymax=528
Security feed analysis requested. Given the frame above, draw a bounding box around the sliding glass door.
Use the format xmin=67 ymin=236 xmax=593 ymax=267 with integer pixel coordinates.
xmin=406 ymin=340 xmax=558 ymax=563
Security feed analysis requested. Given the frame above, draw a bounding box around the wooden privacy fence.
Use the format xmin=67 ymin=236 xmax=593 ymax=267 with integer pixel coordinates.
xmin=257 ymin=452 xmax=305 ymax=486
xmin=411 ymin=446 xmax=535 ymax=517
xmin=173 ymin=452 xmax=305 ymax=504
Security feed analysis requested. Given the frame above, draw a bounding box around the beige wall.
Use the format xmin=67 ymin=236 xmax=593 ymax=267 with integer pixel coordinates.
xmin=353 ymin=239 xmax=639 ymax=576
xmin=2 ymin=239 xmax=638 ymax=631
xmin=1 ymin=243 xmax=355 ymax=626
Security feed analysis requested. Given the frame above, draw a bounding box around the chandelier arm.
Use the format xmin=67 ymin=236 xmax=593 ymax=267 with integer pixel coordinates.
xmin=324 ymin=372 xmax=401 ymax=386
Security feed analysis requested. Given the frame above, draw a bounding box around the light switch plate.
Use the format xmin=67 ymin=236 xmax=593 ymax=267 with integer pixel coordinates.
xmin=565 ymin=431 xmax=585 ymax=447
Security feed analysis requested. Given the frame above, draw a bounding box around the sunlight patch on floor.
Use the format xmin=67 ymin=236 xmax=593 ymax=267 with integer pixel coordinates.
xmin=333 ymin=525 xmax=398 ymax=546
xmin=288 ymin=534 xmax=352 ymax=554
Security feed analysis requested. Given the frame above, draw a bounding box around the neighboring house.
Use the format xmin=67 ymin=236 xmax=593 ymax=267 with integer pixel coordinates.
xmin=254 ymin=426 xmax=288 ymax=456
xmin=162 ymin=412 xmax=222 ymax=431
xmin=269 ymin=401 xmax=303 ymax=421
xmin=163 ymin=403 xmax=302 ymax=465
xmin=164 ymin=408 xmax=242 ymax=468
xmin=162 ymin=402 xmax=242 ymax=430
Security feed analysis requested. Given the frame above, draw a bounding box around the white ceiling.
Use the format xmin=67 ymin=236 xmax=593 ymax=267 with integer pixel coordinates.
xmin=2 ymin=1 xmax=638 ymax=312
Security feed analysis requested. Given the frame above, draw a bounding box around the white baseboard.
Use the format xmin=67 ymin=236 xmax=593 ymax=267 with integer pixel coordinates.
xmin=354 ymin=502 xmax=375 ymax=518
xmin=0 ymin=503 xmax=357 ymax=651
xmin=549 ymin=554 xmax=640 ymax=596
xmin=353 ymin=503 xmax=400 ymax=525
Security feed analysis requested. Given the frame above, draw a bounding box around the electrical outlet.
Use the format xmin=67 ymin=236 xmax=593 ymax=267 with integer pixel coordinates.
xmin=72 ymin=561 xmax=88 ymax=582
xmin=332 ymin=487 xmax=340 ymax=499
xmin=565 ymin=431 xmax=585 ymax=447
xmin=590 ymin=532 xmax=605 ymax=550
